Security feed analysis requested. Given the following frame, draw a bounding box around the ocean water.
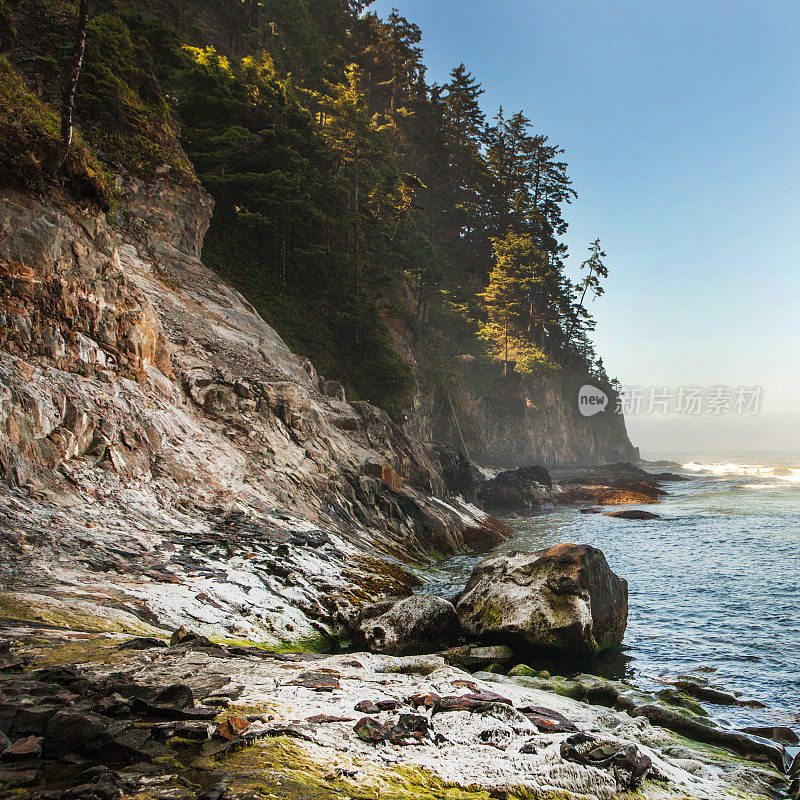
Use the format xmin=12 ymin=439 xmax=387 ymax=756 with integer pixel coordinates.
xmin=420 ymin=451 xmax=800 ymax=735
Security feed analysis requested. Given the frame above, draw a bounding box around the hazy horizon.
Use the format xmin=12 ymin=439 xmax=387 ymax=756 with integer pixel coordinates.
xmin=374 ymin=0 xmax=800 ymax=453
xmin=629 ymin=412 xmax=800 ymax=457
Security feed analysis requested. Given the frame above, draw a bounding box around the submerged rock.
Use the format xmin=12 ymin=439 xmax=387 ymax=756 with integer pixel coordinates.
xmin=604 ymin=509 xmax=661 ymax=520
xmin=455 ymin=544 xmax=628 ymax=656
xmin=353 ymin=595 xmax=462 ymax=656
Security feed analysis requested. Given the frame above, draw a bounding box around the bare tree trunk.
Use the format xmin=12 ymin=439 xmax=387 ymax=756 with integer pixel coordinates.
xmin=280 ymin=208 xmax=287 ymax=289
xmin=353 ymin=146 xmax=360 ymax=295
xmin=61 ymin=0 xmax=90 ymax=150
xmin=504 ymin=321 xmax=508 ymax=373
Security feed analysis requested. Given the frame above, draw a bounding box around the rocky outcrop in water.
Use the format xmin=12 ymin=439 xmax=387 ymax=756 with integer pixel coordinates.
xmin=476 ymin=464 xmax=553 ymax=512
xmin=552 ymin=463 xmax=670 ymax=505
xmin=604 ymin=509 xmax=661 ymax=520
xmin=455 ymin=544 xmax=629 ymax=656
xmin=472 ymin=462 xmax=681 ymax=513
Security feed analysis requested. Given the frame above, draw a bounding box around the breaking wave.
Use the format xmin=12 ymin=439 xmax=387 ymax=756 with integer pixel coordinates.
xmin=682 ymin=461 xmax=800 ymax=482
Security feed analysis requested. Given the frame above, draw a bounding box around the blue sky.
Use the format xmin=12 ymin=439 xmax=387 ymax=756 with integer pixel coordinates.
xmin=373 ymin=0 xmax=800 ymax=452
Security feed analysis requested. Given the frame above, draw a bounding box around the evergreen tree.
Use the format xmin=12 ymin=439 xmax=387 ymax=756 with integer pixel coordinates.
xmin=8 ymin=0 xmax=619 ymax=412
xmin=563 ymin=239 xmax=608 ymax=362
xmin=479 ymin=232 xmax=543 ymax=371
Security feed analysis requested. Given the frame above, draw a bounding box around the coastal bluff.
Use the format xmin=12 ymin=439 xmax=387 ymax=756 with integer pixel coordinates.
xmin=0 ymin=176 xmax=789 ymax=799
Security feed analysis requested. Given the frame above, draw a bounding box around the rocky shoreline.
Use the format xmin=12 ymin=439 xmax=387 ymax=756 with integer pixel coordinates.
xmin=0 ymin=628 xmax=795 ymax=800
xmin=2 ymin=174 xmax=794 ymax=799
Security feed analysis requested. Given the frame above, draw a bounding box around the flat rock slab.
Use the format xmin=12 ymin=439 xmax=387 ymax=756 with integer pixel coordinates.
xmin=289 ymin=672 xmax=341 ymax=691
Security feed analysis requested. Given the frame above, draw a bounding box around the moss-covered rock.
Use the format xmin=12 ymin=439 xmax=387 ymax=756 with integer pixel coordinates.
xmin=455 ymin=545 xmax=628 ymax=657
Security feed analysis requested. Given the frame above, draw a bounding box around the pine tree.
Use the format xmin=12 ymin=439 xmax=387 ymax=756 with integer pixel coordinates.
xmin=479 ymin=232 xmax=542 ymax=371
xmin=562 ymin=239 xmax=608 ymax=363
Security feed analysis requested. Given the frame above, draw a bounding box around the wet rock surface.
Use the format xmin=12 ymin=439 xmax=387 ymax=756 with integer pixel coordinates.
xmin=0 ymin=634 xmax=790 ymax=800
xmin=455 ymin=544 xmax=629 ymax=656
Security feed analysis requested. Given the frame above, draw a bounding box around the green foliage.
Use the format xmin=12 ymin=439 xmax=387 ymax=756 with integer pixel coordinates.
xmin=478 ymin=232 xmax=553 ymax=372
xmin=77 ymin=12 xmax=191 ymax=176
xmin=0 ymin=0 xmax=18 ymax=50
xmin=174 ymin=48 xmax=413 ymax=412
xmin=0 ymin=54 xmax=110 ymax=205
xmin=0 ymin=0 xmax=616 ymax=415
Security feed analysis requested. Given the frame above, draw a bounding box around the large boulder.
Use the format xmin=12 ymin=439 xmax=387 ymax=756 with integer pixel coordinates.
xmin=455 ymin=544 xmax=628 ymax=656
xmin=475 ymin=465 xmax=552 ymax=512
xmin=353 ymin=595 xmax=463 ymax=656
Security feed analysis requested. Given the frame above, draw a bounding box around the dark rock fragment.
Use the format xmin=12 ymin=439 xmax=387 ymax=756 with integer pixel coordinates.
xmin=173 ymin=721 xmax=212 ymax=740
xmin=396 ymin=713 xmax=428 ymax=735
xmin=214 ymin=717 xmax=250 ymax=739
xmin=12 ymin=704 xmax=59 ymax=736
xmin=433 ymin=691 xmax=512 ymax=714
xmin=117 ymin=637 xmax=166 ymax=651
xmin=289 ymin=671 xmax=340 ymax=691
xmin=407 ymin=692 xmax=439 ymax=710
xmin=354 ymin=717 xmax=388 ymax=743
xmin=2 ymin=735 xmax=43 ymax=760
xmin=0 ymin=642 xmax=24 ymax=673
xmin=518 ymin=705 xmax=578 ymax=733
xmin=305 ymin=714 xmax=354 ymax=724
xmin=198 ymin=781 xmax=228 ymax=800
xmin=561 ymin=732 xmax=651 ymax=789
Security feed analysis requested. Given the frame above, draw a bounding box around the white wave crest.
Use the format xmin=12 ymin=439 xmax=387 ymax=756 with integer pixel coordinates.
xmin=682 ymin=461 xmax=800 ymax=482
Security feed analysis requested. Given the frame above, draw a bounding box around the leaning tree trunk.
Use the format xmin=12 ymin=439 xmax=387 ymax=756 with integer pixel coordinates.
xmin=61 ymin=0 xmax=90 ymax=150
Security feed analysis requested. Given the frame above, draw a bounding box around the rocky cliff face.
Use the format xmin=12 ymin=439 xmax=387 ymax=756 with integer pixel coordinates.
xmin=404 ymin=360 xmax=638 ymax=469
xmin=0 ymin=173 xmax=505 ymax=646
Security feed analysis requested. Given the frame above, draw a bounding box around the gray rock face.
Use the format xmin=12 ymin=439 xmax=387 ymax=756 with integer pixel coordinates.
xmin=0 ymin=177 xmax=505 ymax=646
xmin=455 ymin=544 xmax=628 ymax=656
xmin=353 ymin=595 xmax=462 ymax=656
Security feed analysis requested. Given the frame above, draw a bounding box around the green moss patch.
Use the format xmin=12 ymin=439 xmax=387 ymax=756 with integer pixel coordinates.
xmin=220 ymin=736 xmax=496 ymax=800
xmin=0 ymin=590 xmax=162 ymax=636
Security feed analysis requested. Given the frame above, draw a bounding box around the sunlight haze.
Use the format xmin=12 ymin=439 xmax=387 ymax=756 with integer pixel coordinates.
xmin=374 ymin=0 xmax=800 ymax=449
